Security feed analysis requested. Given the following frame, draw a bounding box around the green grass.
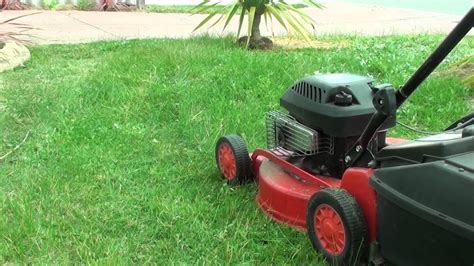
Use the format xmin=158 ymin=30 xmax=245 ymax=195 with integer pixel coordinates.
xmin=146 ymin=4 xmax=216 ymax=13
xmin=0 ymin=35 xmax=472 ymax=264
xmin=145 ymin=4 xmax=308 ymax=14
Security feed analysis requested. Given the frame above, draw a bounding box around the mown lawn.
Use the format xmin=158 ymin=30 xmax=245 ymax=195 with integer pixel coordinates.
xmin=0 ymin=35 xmax=472 ymax=264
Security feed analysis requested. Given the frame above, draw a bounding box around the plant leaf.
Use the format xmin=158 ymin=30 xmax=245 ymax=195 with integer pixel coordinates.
xmin=275 ymin=2 xmax=312 ymax=37
xmin=263 ymin=11 xmax=269 ymax=31
xmin=246 ymin=6 xmax=256 ymax=47
xmin=279 ymin=2 xmax=315 ymax=25
xmin=264 ymin=4 xmax=288 ymax=31
xmin=191 ymin=2 xmax=220 ymax=15
xmin=208 ymin=13 xmax=225 ymax=29
xmin=223 ymin=2 xmax=240 ymax=31
xmin=193 ymin=12 xmax=219 ymax=32
xmin=236 ymin=6 xmax=246 ymax=39
xmin=302 ymin=0 xmax=324 ymax=9
xmin=190 ymin=0 xmax=211 ymax=13
xmin=269 ymin=11 xmax=275 ymax=37
xmin=280 ymin=10 xmax=311 ymax=41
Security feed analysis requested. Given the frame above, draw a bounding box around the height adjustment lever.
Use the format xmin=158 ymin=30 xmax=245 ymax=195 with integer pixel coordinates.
xmin=372 ymin=85 xmax=396 ymax=116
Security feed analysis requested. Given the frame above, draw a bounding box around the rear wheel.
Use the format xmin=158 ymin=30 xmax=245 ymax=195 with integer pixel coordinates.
xmin=306 ymin=188 xmax=368 ymax=265
xmin=215 ymin=134 xmax=252 ymax=185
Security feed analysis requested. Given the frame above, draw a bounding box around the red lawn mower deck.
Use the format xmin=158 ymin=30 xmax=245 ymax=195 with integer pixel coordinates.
xmin=215 ymin=8 xmax=474 ymax=266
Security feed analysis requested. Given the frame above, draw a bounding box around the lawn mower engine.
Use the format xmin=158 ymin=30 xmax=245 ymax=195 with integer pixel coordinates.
xmin=266 ymin=74 xmax=395 ymax=178
xmin=214 ymin=8 xmax=473 ymax=266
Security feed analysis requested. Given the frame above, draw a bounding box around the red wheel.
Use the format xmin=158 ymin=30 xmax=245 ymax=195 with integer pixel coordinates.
xmin=215 ymin=135 xmax=252 ymax=185
xmin=307 ymin=188 xmax=367 ymax=265
xmin=218 ymin=143 xmax=237 ymax=180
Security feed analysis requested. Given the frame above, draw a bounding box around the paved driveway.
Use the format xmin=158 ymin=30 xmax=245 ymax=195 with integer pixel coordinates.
xmin=1 ymin=1 xmax=469 ymax=45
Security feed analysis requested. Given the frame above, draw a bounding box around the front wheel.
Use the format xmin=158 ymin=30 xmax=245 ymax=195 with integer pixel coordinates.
xmin=215 ymin=134 xmax=252 ymax=186
xmin=306 ymin=188 xmax=368 ymax=265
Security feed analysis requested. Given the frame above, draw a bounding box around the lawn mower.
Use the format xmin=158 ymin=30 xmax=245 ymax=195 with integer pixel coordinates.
xmin=215 ymin=8 xmax=474 ymax=266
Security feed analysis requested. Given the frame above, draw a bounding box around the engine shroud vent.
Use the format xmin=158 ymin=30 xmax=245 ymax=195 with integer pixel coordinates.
xmin=291 ymin=81 xmax=323 ymax=103
xmin=265 ymin=110 xmax=334 ymax=156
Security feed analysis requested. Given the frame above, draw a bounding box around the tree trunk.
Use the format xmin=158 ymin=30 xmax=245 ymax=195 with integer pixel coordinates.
xmin=238 ymin=8 xmax=273 ymax=49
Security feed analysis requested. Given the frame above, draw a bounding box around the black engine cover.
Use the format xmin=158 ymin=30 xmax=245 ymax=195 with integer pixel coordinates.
xmin=280 ymin=73 xmax=395 ymax=137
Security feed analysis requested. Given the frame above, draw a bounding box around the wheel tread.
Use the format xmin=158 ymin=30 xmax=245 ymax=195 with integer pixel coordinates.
xmin=307 ymin=188 xmax=368 ymax=265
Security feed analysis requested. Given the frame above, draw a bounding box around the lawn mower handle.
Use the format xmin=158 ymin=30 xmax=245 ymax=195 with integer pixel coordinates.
xmin=345 ymin=7 xmax=474 ymax=168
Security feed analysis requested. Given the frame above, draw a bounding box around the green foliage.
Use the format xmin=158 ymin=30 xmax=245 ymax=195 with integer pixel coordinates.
xmin=77 ymin=0 xmax=94 ymax=10
xmin=43 ymin=0 xmax=59 ymax=9
xmin=192 ymin=0 xmax=322 ymax=42
xmin=0 ymin=35 xmax=472 ymax=263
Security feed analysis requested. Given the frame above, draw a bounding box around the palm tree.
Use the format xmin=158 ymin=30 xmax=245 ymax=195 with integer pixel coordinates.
xmin=193 ymin=0 xmax=322 ymax=49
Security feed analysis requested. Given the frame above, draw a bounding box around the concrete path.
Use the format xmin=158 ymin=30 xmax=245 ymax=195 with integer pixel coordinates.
xmin=0 ymin=1 xmax=470 ymax=45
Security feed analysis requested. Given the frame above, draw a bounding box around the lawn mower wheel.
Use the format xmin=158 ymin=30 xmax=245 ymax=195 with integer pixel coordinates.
xmin=306 ymin=188 xmax=368 ymax=265
xmin=215 ymin=134 xmax=252 ymax=185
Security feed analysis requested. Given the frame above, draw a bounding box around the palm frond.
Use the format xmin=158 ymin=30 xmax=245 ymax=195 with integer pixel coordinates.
xmin=191 ymin=2 xmax=220 ymax=15
xmin=246 ymin=6 xmax=256 ymax=46
xmin=264 ymin=4 xmax=288 ymax=31
xmin=0 ymin=12 xmax=38 ymax=44
xmin=236 ymin=5 xmax=246 ymax=39
xmin=190 ymin=0 xmax=212 ymax=13
xmin=209 ymin=14 xmax=226 ymax=29
xmin=279 ymin=2 xmax=315 ymax=25
xmin=193 ymin=12 xmax=220 ymax=32
xmin=302 ymin=0 xmax=324 ymax=9
xmin=223 ymin=3 xmax=240 ymax=30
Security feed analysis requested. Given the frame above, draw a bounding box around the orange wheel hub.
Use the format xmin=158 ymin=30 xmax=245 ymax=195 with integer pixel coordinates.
xmin=314 ymin=204 xmax=346 ymax=256
xmin=218 ymin=143 xmax=236 ymax=180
